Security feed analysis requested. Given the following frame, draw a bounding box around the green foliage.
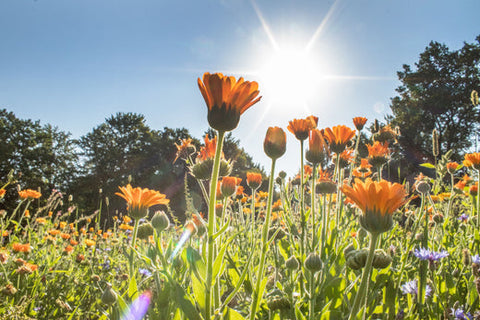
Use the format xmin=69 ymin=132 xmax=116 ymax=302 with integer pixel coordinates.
xmin=387 ymin=35 xmax=480 ymax=170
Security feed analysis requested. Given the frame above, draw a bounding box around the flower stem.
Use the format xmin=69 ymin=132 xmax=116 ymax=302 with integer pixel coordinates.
xmin=250 ymin=158 xmax=276 ymax=320
xmin=300 ymin=140 xmax=306 ymax=258
xmin=311 ymin=163 xmax=317 ymax=251
xmin=205 ymin=130 xmax=225 ymax=320
xmin=348 ymin=232 xmax=379 ymax=320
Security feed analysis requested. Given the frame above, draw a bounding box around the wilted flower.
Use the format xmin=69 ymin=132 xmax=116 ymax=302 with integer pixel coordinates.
xmin=198 ymin=72 xmax=261 ymax=132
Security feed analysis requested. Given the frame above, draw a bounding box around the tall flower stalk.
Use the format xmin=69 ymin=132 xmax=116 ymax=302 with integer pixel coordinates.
xmin=250 ymin=126 xmax=286 ymax=319
xmin=197 ymin=72 xmax=261 ymax=319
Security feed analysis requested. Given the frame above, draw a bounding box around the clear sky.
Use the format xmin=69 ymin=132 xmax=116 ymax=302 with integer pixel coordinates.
xmin=1 ymin=0 xmax=478 ymax=174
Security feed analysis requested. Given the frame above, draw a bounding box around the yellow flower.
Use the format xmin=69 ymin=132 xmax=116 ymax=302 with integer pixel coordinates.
xmin=341 ymin=178 xmax=407 ymax=234
xmin=84 ymin=239 xmax=96 ymax=247
xmin=198 ymin=72 xmax=261 ymax=132
xmin=116 ymin=184 xmax=169 ymax=219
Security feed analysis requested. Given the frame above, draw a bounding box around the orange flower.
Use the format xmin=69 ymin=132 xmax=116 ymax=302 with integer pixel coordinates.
xmin=116 ymin=184 xmax=169 ymax=219
xmin=12 ymin=243 xmax=31 ymax=253
xmin=17 ymin=262 xmax=37 ymax=274
xmin=464 ymin=153 xmax=480 ymax=170
xmin=247 ymin=172 xmax=263 ymax=190
xmin=352 ymin=167 xmax=372 ymax=179
xmin=446 ymin=161 xmax=460 ymax=174
xmin=198 ymin=72 xmax=261 ymax=132
xmin=470 ymin=183 xmax=478 ymax=196
xmin=0 ymin=189 xmax=5 ymax=198
xmin=64 ymin=245 xmax=74 ymax=254
xmin=123 ymin=216 xmax=132 ymax=224
xmin=306 ymin=129 xmax=329 ymax=164
xmin=264 ymin=127 xmax=287 ymax=160
xmin=197 ymin=134 xmax=220 ymax=161
xmin=287 ymin=115 xmax=318 ymax=141
xmin=24 ymin=210 xmax=30 ymax=217
xmin=60 ymin=233 xmax=71 ymax=240
xmin=18 ymin=189 xmax=41 ymax=200
xmin=367 ymin=141 xmax=390 ymax=168
xmin=119 ymin=223 xmax=134 ymax=231
xmin=341 ymin=178 xmax=408 ymax=234
xmin=2 ymin=230 xmax=9 ymax=237
xmin=48 ymin=229 xmax=61 ymax=236
xmin=323 ymin=125 xmax=356 ymax=154
xmin=70 ymin=239 xmax=79 ymax=246
xmin=220 ymin=176 xmax=240 ymax=198
xmin=84 ymin=239 xmax=96 ymax=247
xmin=174 ymin=138 xmax=195 ymax=163
xmin=353 ymin=117 xmax=367 ymax=131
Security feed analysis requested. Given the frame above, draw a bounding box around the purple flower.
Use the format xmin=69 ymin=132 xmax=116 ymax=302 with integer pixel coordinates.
xmin=414 ymin=248 xmax=449 ymax=262
xmin=472 ymin=254 xmax=480 ymax=264
xmin=139 ymin=268 xmax=152 ymax=277
xmin=451 ymin=308 xmax=473 ymax=320
xmin=458 ymin=214 xmax=469 ymax=222
xmin=400 ymin=280 xmax=431 ymax=299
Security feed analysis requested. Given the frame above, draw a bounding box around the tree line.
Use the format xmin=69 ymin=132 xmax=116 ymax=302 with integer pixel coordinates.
xmin=0 ymin=111 xmax=263 ymax=223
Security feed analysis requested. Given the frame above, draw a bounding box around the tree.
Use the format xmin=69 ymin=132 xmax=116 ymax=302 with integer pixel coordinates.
xmin=387 ymin=36 xmax=480 ymax=170
xmin=0 ymin=109 xmax=78 ymax=209
xmin=74 ymin=112 xmax=199 ymax=222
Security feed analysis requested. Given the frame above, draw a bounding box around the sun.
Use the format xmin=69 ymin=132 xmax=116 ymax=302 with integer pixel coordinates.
xmin=258 ymin=45 xmax=323 ymax=105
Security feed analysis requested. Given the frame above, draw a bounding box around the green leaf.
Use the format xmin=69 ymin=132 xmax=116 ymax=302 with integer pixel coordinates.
xmin=191 ymin=273 xmax=206 ymax=313
xmin=128 ymin=275 xmax=138 ymax=300
xmin=420 ymin=163 xmax=435 ymax=169
xmin=174 ymin=282 xmax=203 ymax=320
xmin=224 ymin=307 xmax=246 ymax=320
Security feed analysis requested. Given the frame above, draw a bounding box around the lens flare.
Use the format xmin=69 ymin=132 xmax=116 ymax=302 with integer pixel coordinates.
xmin=120 ymin=290 xmax=151 ymax=320
xmin=169 ymin=225 xmax=194 ymax=262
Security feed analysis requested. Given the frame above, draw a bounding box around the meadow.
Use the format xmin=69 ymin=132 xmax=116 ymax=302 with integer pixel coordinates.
xmin=1 ymin=73 xmax=480 ymax=320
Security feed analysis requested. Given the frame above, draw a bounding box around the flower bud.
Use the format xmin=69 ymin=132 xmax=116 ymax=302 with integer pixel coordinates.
xmin=305 ymin=129 xmax=328 ymax=165
xmin=346 ymin=249 xmax=368 ymax=270
xmin=315 ymin=181 xmax=337 ymax=194
xmin=279 ymin=171 xmax=287 ymax=179
xmin=372 ymin=249 xmax=392 ymax=269
xmin=137 ymin=223 xmax=154 ymax=240
xmin=101 ymin=285 xmax=117 ymax=305
xmin=416 ymin=181 xmax=430 ymax=195
xmin=221 ymin=176 xmax=238 ymax=198
xmin=304 ymin=253 xmax=322 ymax=272
xmin=264 ymin=127 xmax=286 ymax=160
xmin=151 ymin=211 xmax=170 ymax=232
xmin=285 ymin=256 xmax=299 ymax=270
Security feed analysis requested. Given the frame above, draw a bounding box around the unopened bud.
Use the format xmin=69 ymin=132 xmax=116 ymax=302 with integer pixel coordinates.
xmin=285 ymin=256 xmax=299 ymax=270
xmin=304 ymin=253 xmax=322 ymax=272
xmin=151 ymin=211 xmax=170 ymax=232
xmin=101 ymin=285 xmax=117 ymax=305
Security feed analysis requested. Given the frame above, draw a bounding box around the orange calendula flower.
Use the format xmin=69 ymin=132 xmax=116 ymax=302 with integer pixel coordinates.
xmin=198 ymin=72 xmax=261 ymax=132
xmin=12 ymin=243 xmax=31 ymax=253
xmin=60 ymin=233 xmax=71 ymax=240
xmin=470 ymin=183 xmax=478 ymax=196
xmin=264 ymin=127 xmax=287 ymax=160
xmin=116 ymin=184 xmax=169 ymax=219
xmin=367 ymin=141 xmax=390 ymax=168
xmin=197 ymin=134 xmax=220 ymax=161
xmin=84 ymin=239 xmax=96 ymax=247
xmin=287 ymin=115 xmax=318 ymax=141
xmin=220 ymin=176 xmax=240 ymax=198
xmin=306 ymin=128 xmax=329 ymax=164
xmin=2 ymin=230 xmax=9 ymax=237
xmin=247 ymin=172 xmax=263 ymax=190
xmin=70 ymin=239 xmax=79 ymax=246
xmin=174 ymin=138 xmax=195 ymax=163
xmin=64 ymin=245 xmax=74 ymax=254
xmin=18 ymin=189 xmax=41 ymax=200
xmin=17 ymin=262 xmax=38 ymax=274
xmin=0 ymin=189 xmax=5 ymax=198
xmin=464 ymin=153 xmax=480 ymax=170
xmin=323 ymin=125 xmax=356 ymax=154
xmin=341 ymin=178 xmax=408 ymax=234
xmin=119 ymin=223 xmax=134 ymax=231
xmin=445 ymin=161 xmax=459 ymax=175
xmin=353 ymin=117 xmax=368 ymax=131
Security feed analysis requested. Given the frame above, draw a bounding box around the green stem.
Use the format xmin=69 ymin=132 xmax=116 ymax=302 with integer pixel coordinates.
xmin=249 ymin=158 xmax=276 ymax=320
xmin=477 ymin=169 xmax=480 ymax=228
xmin=300 ymin=140 xmax=306 ymax=259
xmin=311 ymin=163 xmax=317 ymax=251
xmin=205 ymin=130 xmax=225 ymax=320
xmin=320 ymin=194 xmax=327 ymax=259
xmin=348 ymin=232 xmax=379 ymax=320
xmin=418 ymin=193 xmax=427 ymax=315
xmin=348 ymin=131 xmax=362 ymax=184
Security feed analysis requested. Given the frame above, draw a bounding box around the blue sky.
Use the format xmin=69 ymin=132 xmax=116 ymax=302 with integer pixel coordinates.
xmin=1 ymin=0 xmax=478 ymax=174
